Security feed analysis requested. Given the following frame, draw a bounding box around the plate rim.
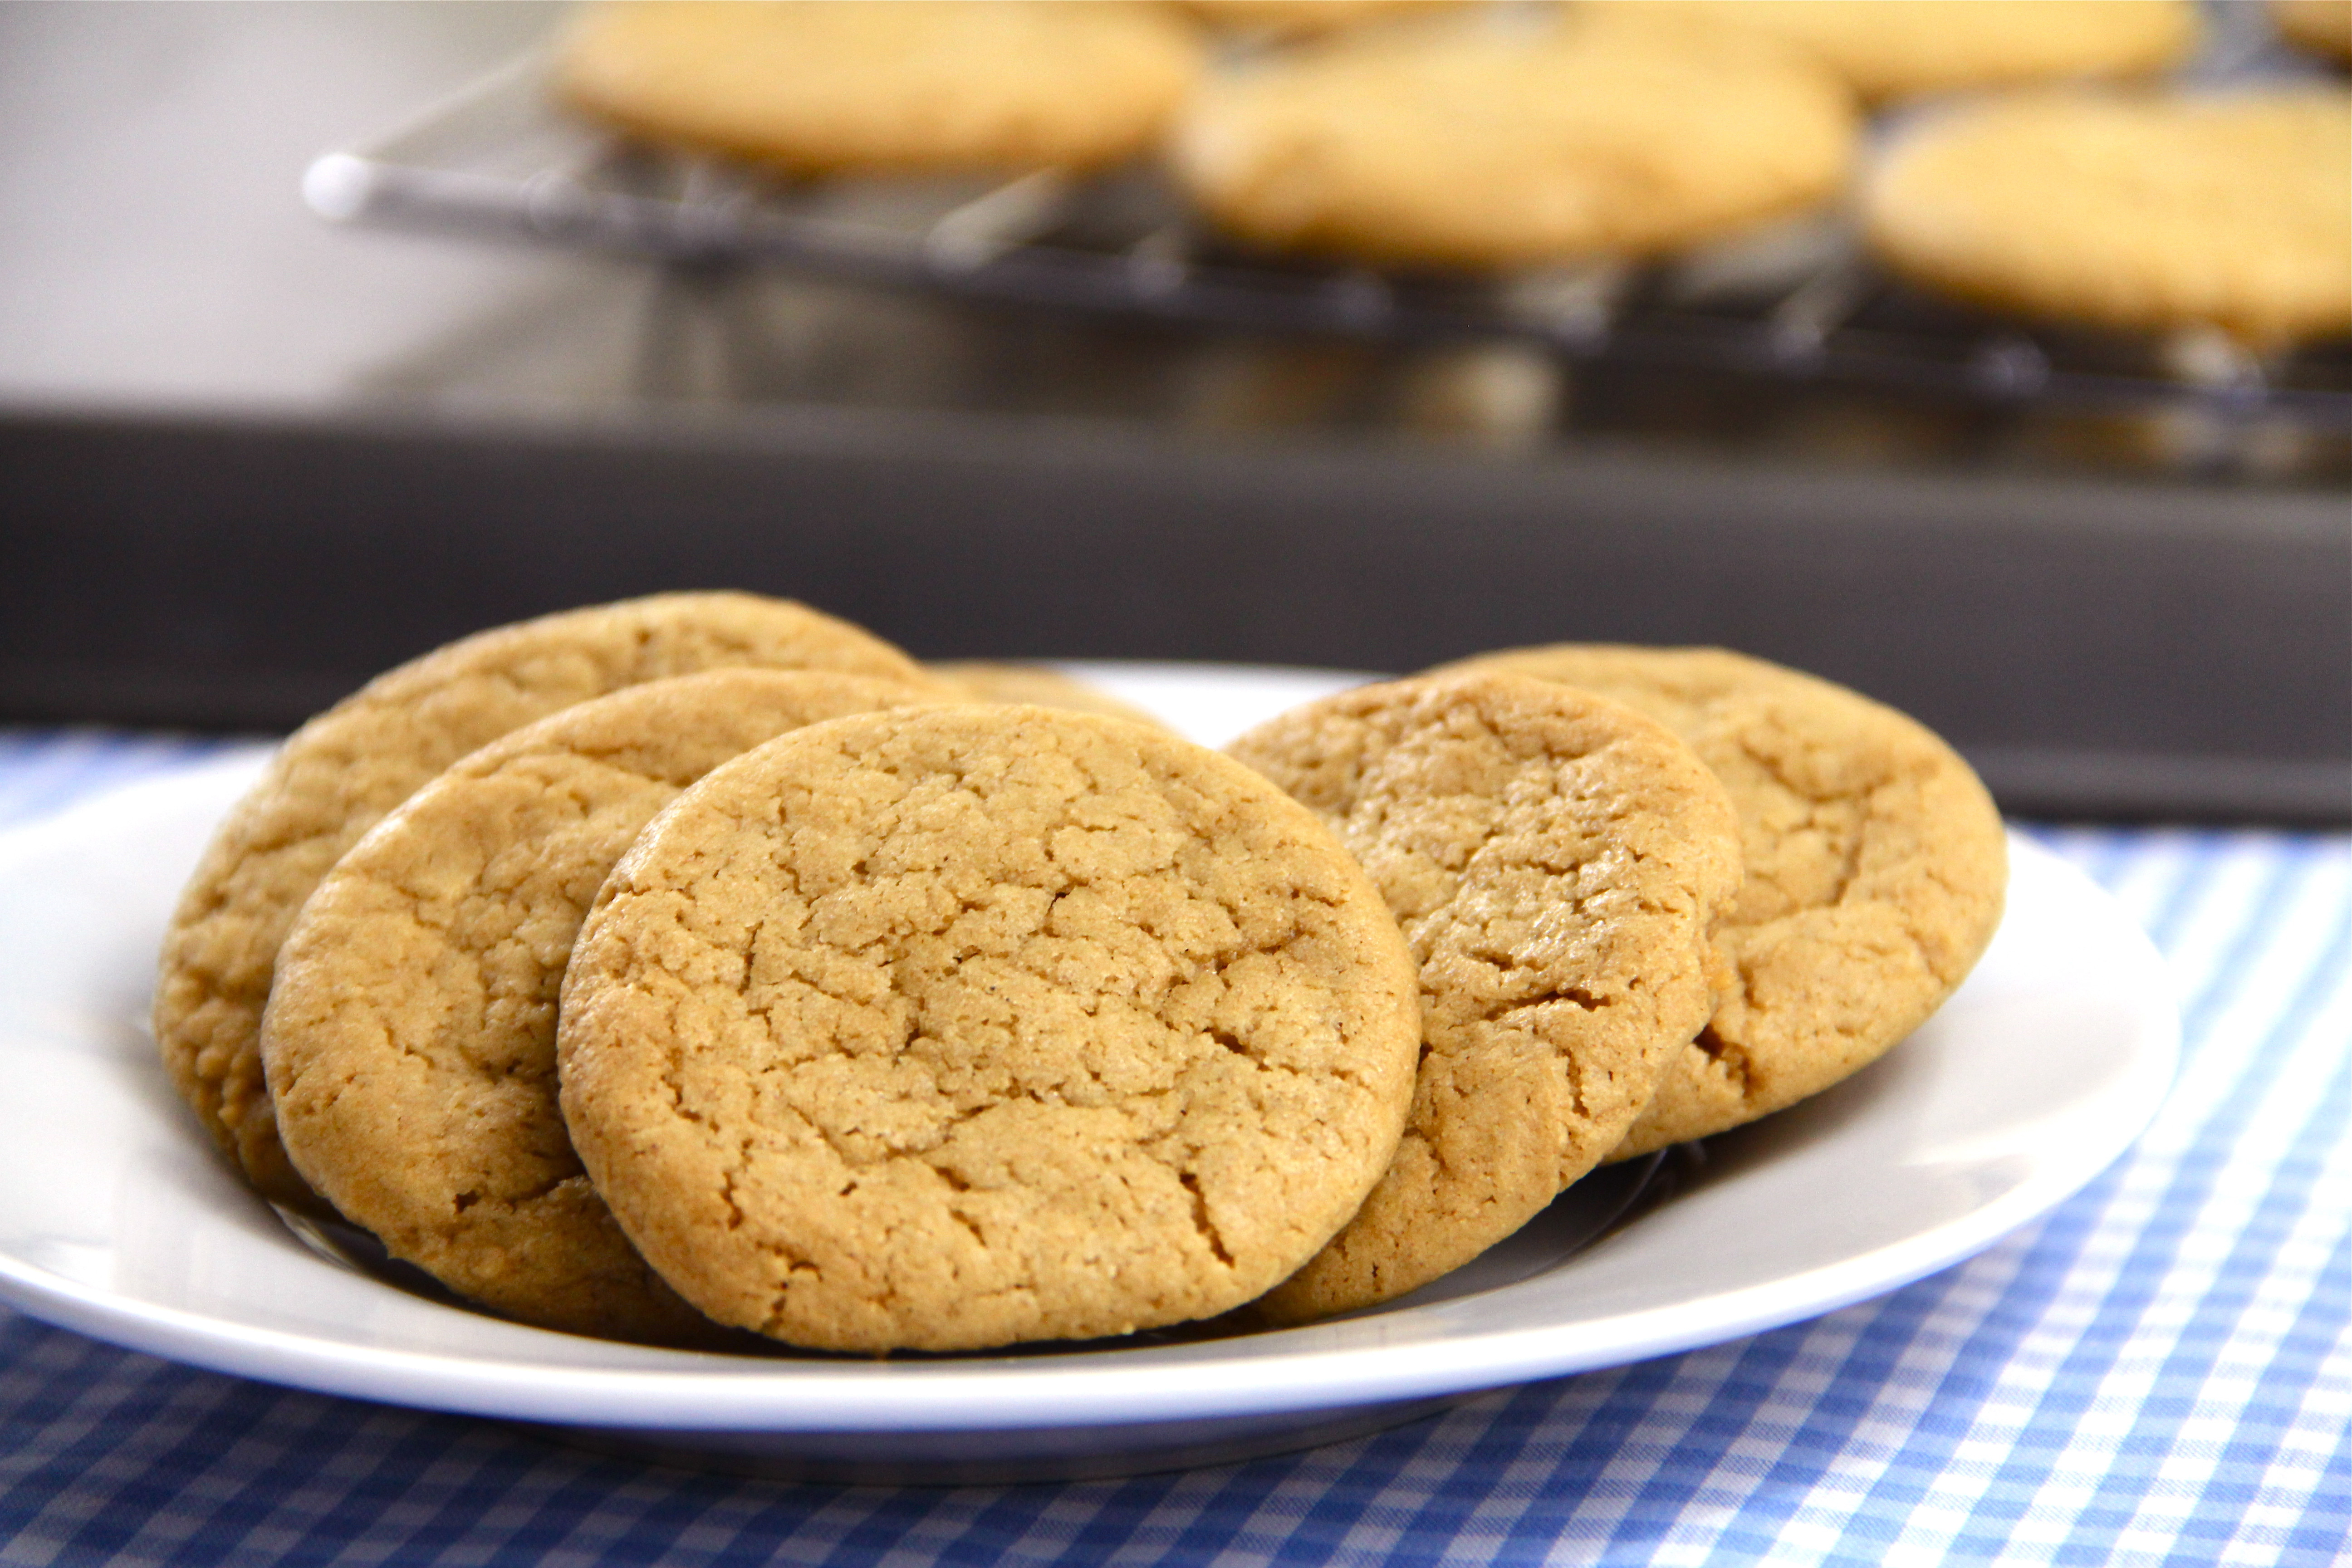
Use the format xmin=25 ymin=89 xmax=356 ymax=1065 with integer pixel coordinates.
xmin=0 ymin=681 xmax=2180 ymax=1434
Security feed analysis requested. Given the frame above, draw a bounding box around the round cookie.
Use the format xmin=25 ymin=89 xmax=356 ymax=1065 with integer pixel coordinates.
xmin=1862 ymin=88 xmax=2352 ymax=346
xmin=926 ymin=661 xmax=1166 ymax=728
xmin=155 ymin=592 xmax=936 ymax=1206
xmin=263 ymin=670 xmax=935 ymax=1344
xmin=557 ymin=0 xmax=1205 ymax=176
xmin=556 ymin=705 xmax=1423 ymax=1352
xmin=1226 ymin=673 xmax=1742 ymax=1321
xmin=1431 ymin=646 xmax=2007 ymax=1160
xmin=1169 ymin=11 xmax=1857 ymax=269
xmin=1611 ymin=1 xmax=2199 ymax=102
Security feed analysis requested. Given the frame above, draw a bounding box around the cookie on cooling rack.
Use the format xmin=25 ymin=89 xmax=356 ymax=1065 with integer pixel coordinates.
xmin=1610 ymin=0 xmax=2199 ymax=101
xmin=557 ymin=0 xmax=1205 ymax=176
xmin=556 ymin=705 xmax=1423 ymax=1352
xmin=153 ymin=593 xmax=936 ymax=1207
xmin=263 ymin=670 xmax=937 ymax=1345
xmin=1430 ymin=646 xmax=2007 ymax=1162
xmin=1168 ymin=8 xmax=1857 ymax=270
xmin=1226 ymin=673 xmax=1742 ymax=1322
xmin=1861 ymin=87 xmax=2352 ymax=346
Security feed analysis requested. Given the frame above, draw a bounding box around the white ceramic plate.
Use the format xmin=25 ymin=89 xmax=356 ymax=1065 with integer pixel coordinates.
xmin=0 ymin=664 xmax=2178 ymax=1483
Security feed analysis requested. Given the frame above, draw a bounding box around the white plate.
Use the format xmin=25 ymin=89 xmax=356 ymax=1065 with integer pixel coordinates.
xmin=0 ymin=664 xmax=2178 ymax=1484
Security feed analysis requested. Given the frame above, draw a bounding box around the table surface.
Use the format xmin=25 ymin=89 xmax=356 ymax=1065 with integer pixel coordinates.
xmin=0 ymin=732 xmax=2345 ymax=1568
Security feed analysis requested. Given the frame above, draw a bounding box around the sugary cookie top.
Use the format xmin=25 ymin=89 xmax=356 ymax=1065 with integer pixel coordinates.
xmin=154 ymin=593 xmax=932 ymax=1205
xmin=558 ymin=0 xmax=1205 ymax=175
xmin=1434 ymin=646 xmax=2008 ymax=1156
xmin=1171 ymin=11 xmax=1857 ymax=268
xmin=1863 ymin=88 xmax=2352 ymax=344
xmin=556 ymin=706 xmax=1421 ymax=1352
xmin=1229 ymin=673 xmax=1742 ymax=1321
xmin=265 ymin=670 xmax=935 ymax=1345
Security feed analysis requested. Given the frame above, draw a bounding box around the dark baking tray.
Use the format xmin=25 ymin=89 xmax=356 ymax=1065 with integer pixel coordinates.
xmin=3 ymin=402 xmax=2344 ymax=824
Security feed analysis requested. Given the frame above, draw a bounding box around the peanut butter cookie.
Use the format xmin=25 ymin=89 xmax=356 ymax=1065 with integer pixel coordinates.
xmin=557 ymin=706 xmax=1422 ymax=1352
xmin=264 ymin=671 xmax=935 ymax=1344
xmin=1862 ymin=87 xmax=2352 ymax=345
xmin=1432 ymin=646 xmax=2007 ymax=1160
xmin=559 ymin=1 xmax=1205 ymax=176
xmin=1612 ymin=1 xmax=2198 ymax=102
xmin=1170 ymin=10 xmax=1857 ymax=269
xmin=155 ymin=593 xmax=935 ymax=1206
xmin=1227 ymin=673 xmax=1741 ymax=1321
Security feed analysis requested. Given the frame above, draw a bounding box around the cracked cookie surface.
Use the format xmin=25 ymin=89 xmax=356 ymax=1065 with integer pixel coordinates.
xmin=264 ymin=670 xmax=935 ymax=1345
xmin=1227 ymin=673 xmax=1742 ymax=1322
xmin=555 ymin=706 xmax=1422 ymax=1352
xmin=155 ymin=593 xmax=936 ymax=1206
xmin=1433 ymin=646 xmax=2007 ymax=1159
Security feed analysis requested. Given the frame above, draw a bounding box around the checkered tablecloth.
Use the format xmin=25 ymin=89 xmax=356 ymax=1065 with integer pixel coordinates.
xmin=1 ymin=731 xmax=2345 ymax=1568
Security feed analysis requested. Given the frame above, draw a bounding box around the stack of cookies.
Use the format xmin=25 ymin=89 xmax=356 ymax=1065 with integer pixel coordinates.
xmin=154 ymin=593 xmax=2006 ymax=1353
xmin=551 ymin=0 xmax=2348 ymax=352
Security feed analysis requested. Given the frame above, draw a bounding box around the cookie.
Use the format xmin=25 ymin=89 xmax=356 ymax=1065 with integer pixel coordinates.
xmin=263 ymin=670 xmax=935 ymax=1344
xmin=1862 ymin=88 xmax=2352 ymax=345
xmin=557 ymin=0 xmax=1205 ymax=176
xmin=556 ymin=706 xmax=1423 ymax=1352
xmin=1169 ymin=10 xmax=1857 ymax=269
xmin=2273 ymin=0 xmax=2352 ymax=65
xmin=1227 ymin=673 xmax=1742 ymax=1321
xmin=155 ymin=593 xmax=936 ymax=1206
xmin=1613 ymin=1 xmax=2198 ymax=101
xmin=926 ymin=661 xmax=1166 ymax=728
xmin=1431 ymin=647 xmax=2007 ymax=1160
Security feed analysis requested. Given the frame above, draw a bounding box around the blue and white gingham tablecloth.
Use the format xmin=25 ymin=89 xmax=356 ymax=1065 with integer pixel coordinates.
xmin=1 ymin=731 xmax=2345 ymax=1567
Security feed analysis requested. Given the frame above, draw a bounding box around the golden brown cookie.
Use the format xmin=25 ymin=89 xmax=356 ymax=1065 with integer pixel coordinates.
xmin=2273 ymin=0 xmax=2352 ymax=65
xmin=1169 ymin=10 xmax=1857 ymax=269
xmin=1609 ymin=1 xmax=2199 ymax=101
xmin=263 ymin=670 xmax=935 ymax=1344
xmin=1431 ymin=646 xmax=2007 ymax=1160
xmin=926 ymin=662 xmax=1166 ymax=728
xmin=155 ymin=593 xmax=935 ymax=1206
xmin=1227 ymin=673 xmax=1742 ymax=1321
xmin=1862 ymin=88 xmax=2352 ymax=346
xmin=556 ymin=705 xmax=1423 ymax=1352
xmin=558 ymin=0 xmax=1205 ymax=176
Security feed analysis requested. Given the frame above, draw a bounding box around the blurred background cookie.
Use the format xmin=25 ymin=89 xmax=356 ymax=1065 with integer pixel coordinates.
xmin=1169 ymin=8 xmax=1858 ymax=269
xmin=1602 ymin=0 xmax=2200 ymax=101
xmin=1862 ymin=87 xmax=2352 ymax=345
xmin=558 ymin=0 xmax=1205 ymax=175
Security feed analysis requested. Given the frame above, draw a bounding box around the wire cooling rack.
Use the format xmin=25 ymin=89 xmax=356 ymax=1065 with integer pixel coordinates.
xmin=305 ymin=54 xmax=2352 ymax=429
